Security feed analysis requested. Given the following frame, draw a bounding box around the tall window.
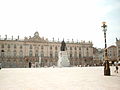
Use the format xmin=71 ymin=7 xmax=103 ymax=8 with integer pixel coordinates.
xmin=14 ymin=44 xmax=16 ymax=49
xmin=86 ymin=47 xmax=88 ymax=50
xmin=74 ymin=52 xmax=77 ymax=58
xmin=86 ymin=52 xmax=89 ymax=57
xmin=35 ymin=50 xmax=38 ymax=57
xmin=8 ymin=44 xmax=10 ymax=48
xmin=7 ymin=50 xmax=11 ymax=57
xmin=41 ymin=46 xmax=44 ymax=49
xmin=70 ymin=47 xmax=72 ymax=50
xmin=2 ymin=44 xmax=4 ymax=48
xmin=19 ymin=50 xmax=23 ymax=57
xmin=70 ymin=53 xmax=72 ymax=58
xmin=1 ymin=50 xmax=5 ymax=57
xmin=109 ymin=54 xmax=111 ymax=56
xmin=55 ymin=51 xmax=58 ymax=58
xmin=14 ymin=50 xmax=17 ymax=56
xmin=41 ymin=51 xmax=44 ymax=57
xmin=55 ymin=46 xmax=57 ymax=50
xmin=20 ymin=45 xmax=22 ymax=49
xmin=119 ymin=50 xmax=120 ymax=56
xmin=50 ymin=51 xmax=53 ymax=58
xmin=50 ymin=46 xmax=52 ymax=50
xmin=30 ymin=45 xmax=32 ymax=49
xmin=29 ymin=50 xmax=33 ymax=56
xmin=79 ymin=53 xmax=81 ymax=58
xmin=79 ymin=47 xmax=81 ymax=50
xmin=75 ymin=47 xmax=77 ymax=50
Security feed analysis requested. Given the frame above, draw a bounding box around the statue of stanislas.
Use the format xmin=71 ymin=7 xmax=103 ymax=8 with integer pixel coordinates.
xmin=60 ymin=39 xmax=66 ymax=51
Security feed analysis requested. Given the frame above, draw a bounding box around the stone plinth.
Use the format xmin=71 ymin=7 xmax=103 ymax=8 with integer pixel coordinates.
xmin=57 ymin=51 xmax=70 ymax=67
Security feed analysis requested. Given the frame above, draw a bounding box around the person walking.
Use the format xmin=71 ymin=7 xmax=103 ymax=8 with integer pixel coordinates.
xmin=114 ymin=62 xmax=119 ymax=73
xmin=0 ymin=63 xmax=2 ymax=70
xmin=29 ymin=62 xmax=32 ymax=68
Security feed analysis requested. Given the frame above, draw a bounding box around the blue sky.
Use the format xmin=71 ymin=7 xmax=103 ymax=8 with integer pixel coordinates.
xmin=0 ymin=0 xmax=120 ymax=48
xmin=102 ymin=0 xmax=120 ymax=48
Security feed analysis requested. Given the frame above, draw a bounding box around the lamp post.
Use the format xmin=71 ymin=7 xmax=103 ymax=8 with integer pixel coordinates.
xmin=101 ymin=22 xmax=110 ymax=76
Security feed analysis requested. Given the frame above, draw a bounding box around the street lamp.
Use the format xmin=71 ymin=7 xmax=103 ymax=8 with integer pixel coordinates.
xmin=101 ymin=22 xmax=110 ymax=76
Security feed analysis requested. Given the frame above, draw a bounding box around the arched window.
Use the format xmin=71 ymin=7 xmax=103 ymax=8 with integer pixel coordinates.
xmin=50 ymin=51 xmax=53 ymax=58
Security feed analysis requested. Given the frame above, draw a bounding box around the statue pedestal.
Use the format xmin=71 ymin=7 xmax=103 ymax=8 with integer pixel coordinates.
xmin=57 ymin=51 xmax=70 ymax=67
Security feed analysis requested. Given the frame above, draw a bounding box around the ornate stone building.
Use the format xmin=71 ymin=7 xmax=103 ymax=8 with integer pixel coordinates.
xmin=93 ymin=48 xmax=104 ymax=66
xmin=116 ymin=38 xmax=120 ymax=61
xmin=107 ymin=45 xmax=117 ymax=63
xmin=0 ymin=32 xmax=93 ymax=68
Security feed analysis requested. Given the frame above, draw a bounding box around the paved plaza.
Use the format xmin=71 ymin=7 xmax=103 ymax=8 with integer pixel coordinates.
xmin=0 ymin=66 xmax=120 ymax=90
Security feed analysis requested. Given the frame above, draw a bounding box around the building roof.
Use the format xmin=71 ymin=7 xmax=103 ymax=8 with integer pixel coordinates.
xmin=108 ymin=45 xmax=116 ymax=49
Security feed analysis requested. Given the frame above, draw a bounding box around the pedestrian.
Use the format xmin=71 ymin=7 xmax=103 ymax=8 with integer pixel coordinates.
xmin=114 ymin=63 xmax=118 ymax=73
xmin=0 ymin=63 xmax=2 ymax=70
xmin=29 ymin=62 xmax=32 ymax=68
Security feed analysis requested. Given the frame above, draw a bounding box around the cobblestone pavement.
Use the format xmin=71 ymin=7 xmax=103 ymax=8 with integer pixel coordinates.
xmin=0 ymin=66 xmax=120 ymax=90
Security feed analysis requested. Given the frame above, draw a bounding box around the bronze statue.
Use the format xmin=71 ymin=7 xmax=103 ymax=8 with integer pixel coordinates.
xmin=61 ymin=39 xmax=66 ymax=51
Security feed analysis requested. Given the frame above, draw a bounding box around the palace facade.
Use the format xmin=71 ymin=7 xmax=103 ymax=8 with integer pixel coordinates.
xmin=0 ymin=32 xmax=93 ymax=68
